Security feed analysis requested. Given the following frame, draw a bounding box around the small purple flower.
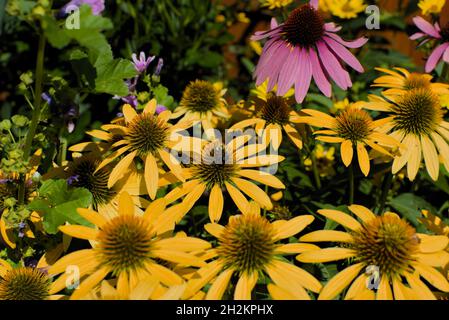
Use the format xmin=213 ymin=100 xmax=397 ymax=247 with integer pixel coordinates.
xmin=63 ymin=0 xmax=105 ymax=16
xmin=155 ymin=58 xmax=164 ymax=76
xmin=132 ymin=52 xmax=155 ymax=73
xmin=41 ymin=93 xmax=53 ymax=105
xmin=18 ymin=222 xmax=26 ymax=238
xmin=25 ymin=259 xmax=38 ymax=268
xmin=0 ymin=179 xmax=11 ymax=184
xmin=67 ymin=175 xmax=80 ymax=185
xmin=156 ymin=104 xmax=168 ymax=114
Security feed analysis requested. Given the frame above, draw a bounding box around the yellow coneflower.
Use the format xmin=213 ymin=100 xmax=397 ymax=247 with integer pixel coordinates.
xmin=299 ymin=107 xmax=400 ymax=176
xmin=323 ymin=0 xmax=367 ymax=19
xmin=418 ymin=0 xmax=445 ymax=15
xmin=86 ymin=277 xmax=186 ymax=300
xmin=231 ymin=93 xmax=304 ymax=150
xmin=297 ymin=205 xmax=449 ymax=300
xmin=162 ymin=137 xmax=285 ymax=223
xmin=182 ymin=203 xmax=322 ymax=300
xmin=172 ymin=80 xmax=229 ymax=134
xmin=259 ymin=0 xmax=293 ymax=10
xmin=365 ymin=88 xmax=449 ymax=181
xmin=82 ymin=100 xmax=192 ymax=199
xmin=45 ymin=150 xmax=148 ymax=219
xmin=0 ymin=259 xmax=64 ymax=300
xmin=372 ymin=67 xmax=449 ymax=96
xmin=48 ymin=192 xmax=210 ymax=300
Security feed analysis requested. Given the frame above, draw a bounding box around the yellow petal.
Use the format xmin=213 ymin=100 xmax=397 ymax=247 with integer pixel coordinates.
xmin=418 ymin=234 xmax=449 ymax=253
xmin=414 ymin=262 xmax=449 ymax=292
xmin=318 ymin=263 xmax=364 ymax=300
xmin=145 ymin=154 xmax=159 ymax=200
xmin=77 ymin=208 xmax=107 ymax=228
xmin=118 ymin=191 xmax=135 ymax=216
xmin=225 ymin=182 xmax=250 ymax=214
xmin=58 ymin=225 xmax=98 ymax=241
xmin=152 ymin=250 xmax=206 ymax=267
xmin=232 ymin=177 xmax=272 ymax=210
xmin=300 ymin=230 xmax=353 ymax=243
xmin=273 ymin=215 xmax=314 ymax=240
xmin=348 ymin=205 xmax=376 ymax=224
xmin=123 ymin=104 xmax=138 ymax=123
xmin=421 ymin=135 xmax=439 ymax=181
xmin=70 ymin=266 xmax=110 ymax=300
xmin=145 ymin=262 xmax=184 ymax=286
xmin=275 ymin=243 xmax=320 ymax=254
xmin=234 ymin=272 xmax=258 ymax=300
xmin=204 ymin=223 xmax=225 ymax=239
xmin=267 ymin=284 xmax=310 ymax=300
xmin=206 ymin=269 xmax=234 ymax=300
xmin=318 ymin=209 xmax=362 ymax=231
xmin=356 ymin=143 xmax=370 ymax=176
xmin=143 ymin=198 xmax=167 ymax=225
xmin=340 ymin=140 xmax=353 ymax=167
xmin=238 ymin=170 xmax=285 ymax=189
xmin=209 ymin=184 xmax=224 ymax=223
xmin=154 ymin=237 xmax=211 ymax=251
xmin=108 ymin=151 xmax=137 ymax=188
xmin=182 ymin=261 xmax=223 ymax=299
xmin=376 ymin=275 xmax=393 ymax=300
xmin=297 ymin=248 xmax=356 ymax=263
xmin=407 ymin=135 xmax=422 ymax=181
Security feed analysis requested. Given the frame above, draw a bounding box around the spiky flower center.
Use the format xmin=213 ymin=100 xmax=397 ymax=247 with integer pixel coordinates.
xmin=180 ymin=80 xmax=221 ymax=114
xmin=259 ymin=95 xmax=291 ymax=125
xmin=217 ymin=214 xmax=277 ymax=274
xmin=441 ymin=22 xmax=449 ymax=42
xmin=282 ymin=4 xmax=325 ymax=47
xmin=127 ymin=113 xmax=169 ymax=156
xmin=96 ymin=215 xmax=154 ymax=275
xmin=190 ymin=141 xmax=237 ymax=189
xmin=391 ymin=89 xmax=443 ymax=136
xmin=350 ymin=215 xmax=419 ymax=277
xmin=403 ymin=74 xmax=431 ymax=90
xmin=0 ymin=268 xmax=51 ymax=300
xmin=335 ymin=108 xmax=373 ymax=143
xmin=69 ymin=157 xmax=115 ymax=207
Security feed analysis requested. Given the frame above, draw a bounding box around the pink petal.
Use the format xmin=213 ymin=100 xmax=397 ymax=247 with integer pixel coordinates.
xmin=277 ymin=47 xmax=300 ymax=96
xmin=324 ymin=23 xmax=342 ymax=33
xmin=295 ymin=48 xmax=313 ymax=103
xmin=309 ymin=48 xmax=332 ymax=97
xmin=443 ymin=46 xmax=449 ymax=63
xmin=324 ymin=36 xmax=364 ymax=73
xmin=413 ymin=16 xmax=441 ymax=39
xmin=325 ymin=32 xmax=368 ymax=48
xmin=310 ymin=0 xmax=318 ymax=9
xmin=316 ymin=40 xmax=350 ymax=90
xmin=251 ymin=26 xmax=283 ymax=41
xmin=266 ymin=44 xmax=291 ymax=91
xmin=410 ymin=32 xmax=425 ymax=40
xmin=271 ymin=18 xmax=279 ymax=29
xmin=254 ymin=40 xmax=283 ymax=83
xmin=426 ymin=43 xmax=449 ymax=73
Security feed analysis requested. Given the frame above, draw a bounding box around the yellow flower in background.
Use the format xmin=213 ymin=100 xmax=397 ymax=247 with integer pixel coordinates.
xmin=172 ymin=80 xmax=229 ymax=134
xmin=323 ymin=0 xmax=367 ymax=19
xmin=299 ymin=107 xmax=400 ymax=176
xmin=365 ymin=88 xmax=449 ymax=181
xmin=231 ymin=93 xmax=304 ymax=150
xmin=249 ymin=41 xmax=263 ymax=55
xmin=182 ymin=203 xmax=322 ymax=300
xmin=48 ymin=192 xmax=210 ymax=300
xmin=331 ymin=98 xmax=351 ymax=114
xmin=304 ymin=144 xmax=336 ymax=177
xmin=418 ymin=0 xmax=445 ymax=15
xmin=83 ymin=100 xmax=192 ymax=200
xmin=162 ymin=138 xmax=285 ymax=223
xmin=373 ymin=67 xmax=449 ymax=96
xmin=236 ymin=12 xmax=250 ymax=24
xmin=0 ymin=259 xmax=64 ymax=300
xmin=259 ymin=0 xmax=293 ymax=10
xmin=86 ymin=277 xmax=186 ymax=300
xmin=297 ymin=205 xmax=449 ymax=300
xmin=251 ymin=81 xmax=294 ymax=101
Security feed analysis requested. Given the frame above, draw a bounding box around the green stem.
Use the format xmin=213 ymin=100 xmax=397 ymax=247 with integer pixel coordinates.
xmin=349 ymin=162 xmax=354 ymax=205
xmin=377 ymin=172 xmax=393 ymax=214
xmin=19 ymin=33 xmax=46 ymax=204
xmin=310 ymin=149 xmax=322 ymax=190
xmin=58 ymin=137 xmax=68 ymax=166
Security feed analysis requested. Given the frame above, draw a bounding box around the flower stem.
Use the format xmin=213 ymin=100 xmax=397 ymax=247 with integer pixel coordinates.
xmin=18 ymin=33 xmax=46 ymax=205
xmin=377 ymin=171 xmax=393 ymax=214
xmin=310 ymin=149 xmax=322 ymax=190
xmin=349 ymin=162 xmax=354 ymax=205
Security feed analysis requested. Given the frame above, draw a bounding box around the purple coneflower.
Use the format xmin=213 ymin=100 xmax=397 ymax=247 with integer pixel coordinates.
xmin=132 ymin=52 xmax=155 ymax=73
xmin=252 ymin=0 xmax=367 ymax=103
xmin=156 ymin=104 xmax=168 ymax=114
xmin=410 ymin=17 xmax=449 ymax=73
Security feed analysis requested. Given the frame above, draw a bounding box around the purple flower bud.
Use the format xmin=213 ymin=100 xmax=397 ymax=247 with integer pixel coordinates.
xmin=132 ymin=52 xmax=155 ymax=74
xmin=41 ymin=93 xmax=52 ymax=105
xmin=63 ymin=0 xmax=105 ymax=16
xmin=67 ymin=175 xmax=80 ymax=185
xmin=18 ymin=222 xmax=26 ymax=229
xmin=156 ymin=104 xmax=168 ymax=114
xmin=155 ymin=58 xmax=164 ymax=76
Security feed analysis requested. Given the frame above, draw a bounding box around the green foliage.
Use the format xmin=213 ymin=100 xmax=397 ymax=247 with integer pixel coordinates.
xmin=28 ymin=179 xmax=94 ymax=234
